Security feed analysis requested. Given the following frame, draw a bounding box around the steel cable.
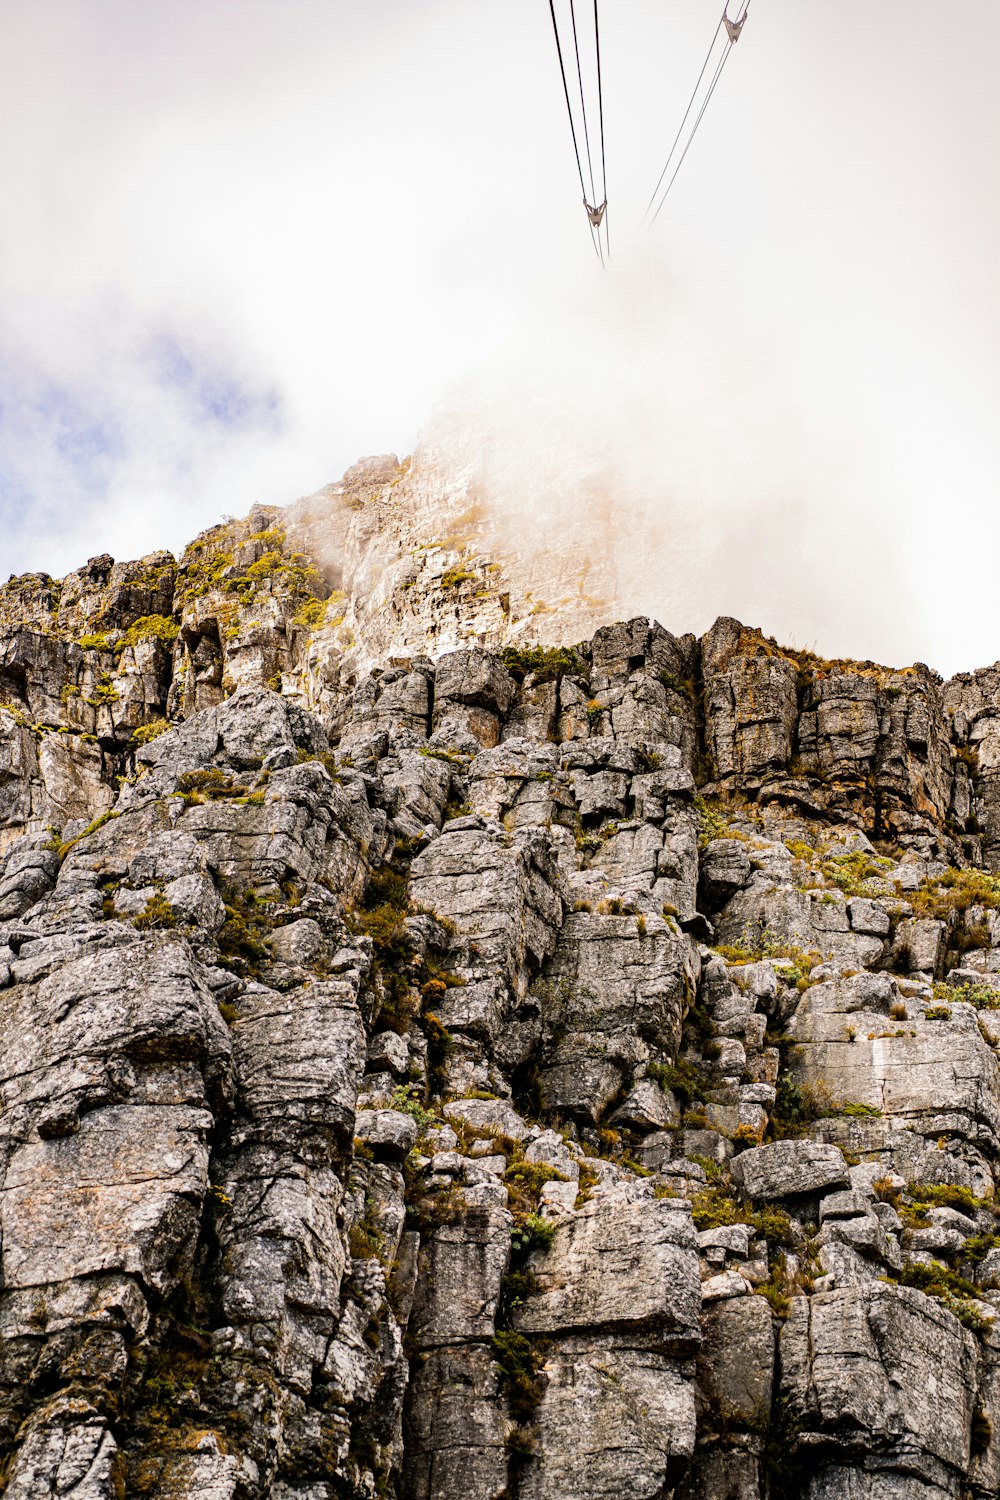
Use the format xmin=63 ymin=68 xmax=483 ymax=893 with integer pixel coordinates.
xmin=547 ymin=0 xmax=604 ymax=263
xmin=649 ymin=40 xmax=732 ymax=223
xmin=645 ymin=1 xmax=751 ymax=226
xmin=593 ymin=0 xmax=609 ymax=258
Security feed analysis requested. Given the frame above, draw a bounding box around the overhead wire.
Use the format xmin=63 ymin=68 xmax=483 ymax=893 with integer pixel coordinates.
xmin=645 ymin=1 xmax=751 ymax=227
xmin=569 ymin=1 xmax=599 ymax=224
xmin=593 ymin=0 xmax=609 ymax=259
xmin=546 ymin=0 xmax=607 ymax=264
xmin=649 ymin=32 xmax=732 ymax=223
xmin=642 ymin=14 xmax=724 ymax=224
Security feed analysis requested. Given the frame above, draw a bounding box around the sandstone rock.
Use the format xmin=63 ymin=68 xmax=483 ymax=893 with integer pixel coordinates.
xmin=781 ymin=1283 xmax=978 ymax=1488
xmin=6 ymin=477 xmax=1000 ymax=1499
xmin=730 ymin=1141 xmax=849 ymax=1200
xmin=519 ymin=1338 xmax=697 ymax=1500
xmin=697 ymin=1293 xmax=774 ymax=1430
xmin=513 ymin=1196 xmax=700 ymax=1346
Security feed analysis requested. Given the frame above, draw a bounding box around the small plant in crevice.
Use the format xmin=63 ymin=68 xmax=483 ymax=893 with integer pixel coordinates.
xmin=217 ymin=885 xmax=273 ymax=973
xmin=500 ymin=643 xmax=583 ymax=685
xmin=419 ymin=1010 xmax=452 ymax=1097
xmin=133 ymin=893 xmax=177 ymax=931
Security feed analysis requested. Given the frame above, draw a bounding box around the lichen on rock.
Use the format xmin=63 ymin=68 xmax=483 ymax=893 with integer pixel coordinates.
xmin=4 ymin=455 xmax=1000 ymax=1496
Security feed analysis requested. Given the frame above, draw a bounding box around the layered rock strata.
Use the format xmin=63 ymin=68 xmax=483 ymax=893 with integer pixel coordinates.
xmin=3 ymin=458 xmax=1000 ymax=1497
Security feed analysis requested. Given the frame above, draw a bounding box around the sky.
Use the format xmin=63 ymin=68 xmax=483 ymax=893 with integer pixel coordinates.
xmin=1 ymin=1 xmax=999 ymax=675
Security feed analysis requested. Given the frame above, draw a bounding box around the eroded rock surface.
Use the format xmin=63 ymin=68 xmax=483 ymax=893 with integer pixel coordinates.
xmin=4 ymin=457 xmax=1000 ymax=1496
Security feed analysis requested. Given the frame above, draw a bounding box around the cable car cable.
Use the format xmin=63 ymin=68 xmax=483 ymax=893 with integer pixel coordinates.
xmin=593 ymin=0 xmax=609 ymax=259
xmin=569 ymin=0 xmax=600 ymax=224
xmin=649 ymin=37 xmax=732 ymax=223
xmin=547 ymin=0 xmax=604 ymax=263
xmin=643 ymin=14 xmax=724 ymax=224
xmin=646 ymin=1 xmax=751 ymax=226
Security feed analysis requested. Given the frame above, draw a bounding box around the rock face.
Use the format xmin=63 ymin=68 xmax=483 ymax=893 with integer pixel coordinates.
xmin=5 ymin=455 xmax=1000 ymax=1497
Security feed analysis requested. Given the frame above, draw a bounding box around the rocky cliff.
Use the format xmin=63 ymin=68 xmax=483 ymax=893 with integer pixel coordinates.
xmin=4 ymin=454 xmax=1000 ymax=1499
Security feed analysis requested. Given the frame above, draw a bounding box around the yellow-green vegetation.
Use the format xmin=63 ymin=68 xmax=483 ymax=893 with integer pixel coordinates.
xmin=690 ymin=1189 xmax=795 ymax=1243
xmin=868 ymin=1181 xmax=999 ymax=1326
xmin=86 ymin=674 xmax=120 ymax=708
xmin=658 ymin=669 xmax=694 ymax=696
xmin=217 ymin=886 xmax=274 ymax=971
xmin=574 ymin=821 xmax=619 ymax=856
xmin=646 ymin=1058 xmax=707 ymax=1108
xmin=499 ymin=644 xmax=583 ymax=685
xmin=716 ymin=929 xmax=823 ymax=991
xmin=932 ymin=979 xmax=1000 ymax=1010
xmin=295 ymin=746 xmax=343 ymax=781
xmin=419 ymin=746 xmax=468 ymax=766
xmin=585 ymin=698 xmax=605 ymax=730
xmin=119 ymin=614 xmax=180 ymax=651
xmin=347 ymin=866 xmax=415 ymax=1031
xmin=694 ymin=795 xmax=761 ymax=849
xmin=910 ymin=866 xmax=1000 ymax=921
xmin=0 ymin=700 xmax=31 ymax=728
xmin=172 ymin=767 xmax=259 ymax=805
xmin=773 ymin=630 xmax=916 ymax=687
xmin=347 ymin=1202 xmax=385 ymax=1263
xmin=767 ymin=1064 xmax=880 ymax=1139
xmin=177 ymin=524 xmax=324 ymax=610
xmin=818 ymin=850 xmax=895 ymax=897
xmin=133 ymin=893 xmax=177 ymax=931
xmin=292 ymin=596 xmax=328 ymax=629
xmin=77 ymin=631 xmax=114 ymax=652
xmin=491 ymin=1330 xmax=548 ymax=1424
xmin=132 ymin=717 xmax=172 ymax=747
xmin=440 ymin=567 xmax=476 ymax=589
xmin=884 ymin=1260 xmax=991 ymax=1332
xmin=56 ymin=808 xmax=120 ymax=861
xmin=901 ymin=1180 xmax=999 ymax=1220
xmin=504 ymin=1160 xmax=566 ymax=1222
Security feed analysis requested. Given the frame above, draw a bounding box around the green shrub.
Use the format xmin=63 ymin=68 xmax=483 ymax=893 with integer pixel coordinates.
xmin=500 ymin=644 xmax=582 ymax=685
xmin=133 ymin=893 xmax=177 ymax=930
xmin=132 ymin=717 xmax=172 ymax=746
xmin=907 ymin=1181 xmax=994 ymax=1217
xmin=441 ymin=568 xmax=475 ymax=588
xmin=217 ymin=888 xmax=272 ymax=969
xmin=646 ymin=1058 xmax=705 ymax=1108
xmin=293 ymin=596 xmax=328 ymax=629
xmin=491 ymin=1330 xmax=547 ymax=1422
xmin=119 ymin=614 xmax=180 ymax=650
xmin=933 ymin=980 xmax=1000 ymax=1010
xmin=509 ymin=1212 xmax=556 ymax=1258
xmin=504 ymin=1161 xmax=567 ymax=1219
xmin=56 ymin=808 xmax=120 ymax=861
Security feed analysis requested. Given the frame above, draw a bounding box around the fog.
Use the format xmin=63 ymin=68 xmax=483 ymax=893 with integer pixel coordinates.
xmin=2 ymin=1 xmax=999 ymax=676
xmin=426 ymin=238 xmax=923 ymax=667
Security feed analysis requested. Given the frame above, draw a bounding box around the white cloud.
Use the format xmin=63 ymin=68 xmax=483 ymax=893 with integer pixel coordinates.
xmin=1 ymin=0 xmax=999 ymax=676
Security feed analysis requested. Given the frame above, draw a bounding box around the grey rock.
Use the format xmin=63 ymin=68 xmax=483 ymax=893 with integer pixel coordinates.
xmin=781 ymin=1283 xmax=977 ymax=1482
xmin=697 ymin=1293 xmax=774 ymax=1429
xmin=513 ymin=1196 xmax=701 ymax=1346
xmin=444 ymin=1097 xmax=529 ymax=1144
xmin=355 ymin=1109 xmax=418 ymax=1159
xmin=519 ymin=1338 xmax=697 ymax=1500
xmin=731 ymin=1141 xmax=849 ymax=1200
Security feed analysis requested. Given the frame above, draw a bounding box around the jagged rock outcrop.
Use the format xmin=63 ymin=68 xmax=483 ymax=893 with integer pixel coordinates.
xmin=5 ymin=455 xmax=1000 ymax=1497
